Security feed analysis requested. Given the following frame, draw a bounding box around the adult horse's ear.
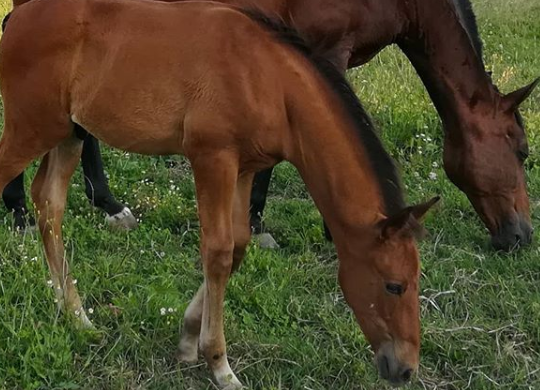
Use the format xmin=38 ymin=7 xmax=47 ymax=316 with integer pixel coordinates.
xmin=410 ymin=196 xmax=440 ymax=222
xmin=379 ymin=196 xmax=440 ymax=240
xmin=502 ymin=78 xmax=540 ymax=112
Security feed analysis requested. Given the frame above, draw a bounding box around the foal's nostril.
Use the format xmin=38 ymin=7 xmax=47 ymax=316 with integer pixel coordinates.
xmin=401 ymin=368 xmax=413 ymax=382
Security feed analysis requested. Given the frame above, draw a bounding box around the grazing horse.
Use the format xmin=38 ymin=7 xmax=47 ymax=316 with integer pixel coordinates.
xmin=0 ymin=0 xmax=438 ymax=387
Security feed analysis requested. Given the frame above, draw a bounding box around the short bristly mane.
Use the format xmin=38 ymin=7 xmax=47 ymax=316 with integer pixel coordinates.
xmin=451 ymin=0 xmax=484 ymax=60
xmin=241 ymin=10 xmax=405 ymax=215
xmin=450 ymin=0 xmax=526 ymax=128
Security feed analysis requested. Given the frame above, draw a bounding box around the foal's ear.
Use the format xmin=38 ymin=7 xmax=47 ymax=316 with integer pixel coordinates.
xmin=379 ymin=196 xmax=440 ymax=240
xmin=502 ymin=78 xmax=540 ymax=113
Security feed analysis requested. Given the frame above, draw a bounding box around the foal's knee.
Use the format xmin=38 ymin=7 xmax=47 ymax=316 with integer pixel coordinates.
xmin=202 ymin=238 xmax=235 ymax=277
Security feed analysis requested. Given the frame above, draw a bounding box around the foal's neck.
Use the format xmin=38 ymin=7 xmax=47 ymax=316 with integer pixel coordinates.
xmin=397 ymin=0 xmax=495 ymax=132
xmin=283 ymin=74 xmax=394 ymax=248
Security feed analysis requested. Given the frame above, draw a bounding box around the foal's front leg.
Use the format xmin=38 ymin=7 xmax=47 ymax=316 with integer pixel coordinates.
xmin=178 ymin=172 xmax=253 ymax=370
xmin=188 ymin=152 xmax=243 ymax=389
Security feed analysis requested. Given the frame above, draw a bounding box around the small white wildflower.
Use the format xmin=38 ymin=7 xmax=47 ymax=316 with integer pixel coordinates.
xmin=140 ymin=249 xmax=145 ymax=254
xmin=160 ymin=252 xmax=166 ymax=258
xmin=72 ymin=279 xmax=78 ymax=285
xmin=88 ymin=308 xmax=94 ymax=314
xmin=53 ymin=298 xmax=59 ymax=303
xmin=160 ymin=307 xmax=167 ymax=316
xmin=429 ymin=172 xmax=438 ymax=181
xmin=413 ymin=172 xmax=420 ymax=178
xmin=74 ymin=309 xmax=81 ymax=317
xmin=432 ymin=162 xmax=438 ymax=168
xmin=46 ymin=280 xmax=53 ymax=288
xmin=168 ymin=307 xmax=174 ymax=313
xmin=31 ymin=257 xmax=38 ymax=262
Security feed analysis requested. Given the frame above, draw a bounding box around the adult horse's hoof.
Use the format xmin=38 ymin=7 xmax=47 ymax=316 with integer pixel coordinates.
xmin=105 ymin=207 xmax=138 ymax=230
xmin=253 ymin=232 xmax=280 ymax=249
xmin=12 ymin=210 xmax=36 ymax=234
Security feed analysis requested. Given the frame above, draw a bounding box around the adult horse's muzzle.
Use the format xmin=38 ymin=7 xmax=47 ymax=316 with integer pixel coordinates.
xmin=375 ymin=341 xmax=417 ymax=387
xmin=491 ymin=215 xmax=533 ymax=251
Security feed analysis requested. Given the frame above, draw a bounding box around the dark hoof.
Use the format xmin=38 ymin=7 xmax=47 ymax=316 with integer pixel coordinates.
xmin=12 ymin=210 xmax=36 ymax=234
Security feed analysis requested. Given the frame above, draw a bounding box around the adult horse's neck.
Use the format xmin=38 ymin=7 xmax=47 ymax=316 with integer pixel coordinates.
xmin=396 ymin=0 xmax=495 ymax=132
xmin=281 ymin=59 xmax=403 ymax=249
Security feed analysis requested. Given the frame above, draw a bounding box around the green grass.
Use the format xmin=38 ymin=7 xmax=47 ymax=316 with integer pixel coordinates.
xmin=0 ymin=0 xmax=539 ymax=389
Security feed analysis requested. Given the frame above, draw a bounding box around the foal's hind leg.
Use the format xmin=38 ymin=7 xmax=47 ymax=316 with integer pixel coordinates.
xmin=178 ymin=172 xmax=253 ymax=365
xmin=31 ymin=136 xmax=93 ymax=328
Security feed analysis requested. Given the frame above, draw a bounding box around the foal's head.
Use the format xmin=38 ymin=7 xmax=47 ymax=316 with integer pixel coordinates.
xmin=338 ymin=197 xmax=439 ymax=386
xmin=443 ymin=78 xmax=539 ymax=251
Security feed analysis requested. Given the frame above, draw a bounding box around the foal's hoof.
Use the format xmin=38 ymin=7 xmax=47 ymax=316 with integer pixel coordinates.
xmin=253 ymin=232 xmax=280 ymax=249
xmin=176 ymin=344 xmax=199 ymax=364
xmin=106 ymin=207 xmax=138 ymax=230
xmin=72 ymin=308 xmax=95 ymax=330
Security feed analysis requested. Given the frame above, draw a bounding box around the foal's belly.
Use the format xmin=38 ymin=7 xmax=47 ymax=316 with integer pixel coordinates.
xmin=71 ymin=109 xmax=186 ymax=156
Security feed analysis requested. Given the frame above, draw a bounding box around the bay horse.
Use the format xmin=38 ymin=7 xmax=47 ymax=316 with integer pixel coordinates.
xmin=0 ymin=0 xmax=439 ymax=387
xmin=3 ymin=0 xmax=537 ymax=251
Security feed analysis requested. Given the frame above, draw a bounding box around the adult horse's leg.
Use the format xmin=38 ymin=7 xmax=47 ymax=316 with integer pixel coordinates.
xmin=80 ymin=132 xmax=137 ymax=230
xmin=250 ymin=167 xmax=279 ymax=249
xmin=31 ymin=135 xmax=93 ymax=329
xmin=2 ymin=172 xmax=34 ymax=231
xmin=178 ymin=172 xmax=253 ymax=366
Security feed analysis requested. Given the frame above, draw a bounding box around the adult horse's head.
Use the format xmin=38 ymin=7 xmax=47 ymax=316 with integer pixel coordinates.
xmin=442 ymin=78 xmax=538 ymax=251
xmin=338 ymin=197 xmax=439 ymax=386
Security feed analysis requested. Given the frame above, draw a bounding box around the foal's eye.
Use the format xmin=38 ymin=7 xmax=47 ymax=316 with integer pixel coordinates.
xmin=385 ymin=283 xmax=404 ymax=296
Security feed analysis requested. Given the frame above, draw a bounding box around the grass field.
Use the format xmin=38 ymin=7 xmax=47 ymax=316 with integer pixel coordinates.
xmin=0 ymin=0 xmax=539 ymax=389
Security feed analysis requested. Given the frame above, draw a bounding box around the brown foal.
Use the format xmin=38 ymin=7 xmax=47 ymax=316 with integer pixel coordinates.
xmin=0 ymin=0 xmax=439 ymax=387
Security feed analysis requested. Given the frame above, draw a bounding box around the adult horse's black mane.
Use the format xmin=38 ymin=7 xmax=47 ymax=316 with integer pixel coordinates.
xmin=451 ymin=0 xmax=525 ymax=128
xmin=452 ymin=0 xmax=484 ymax=59
xmin=241 ymin=9 xmax=405 ymax=215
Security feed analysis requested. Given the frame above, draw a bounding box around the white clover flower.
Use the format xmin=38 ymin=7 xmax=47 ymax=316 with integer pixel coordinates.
xmin=88 ymin=308 xmax=94 ymax=314
xmin=47 ymin=280 xmax=53 ymax=288
xmin=168 ymin=307 xmax=174 ymax=313
xmin=74 ymin=309 xmax=81 ymax=317
xmin=413 ymin=172 xmax=420 ymax=178
xmin=160 ymin=307 xmax=167 ymax=316
xmin=429 ymin=172 xmax=438 ymax=181
xmin=432 ymin=162 xmax=439 ymax=168
xmin=72 ymin=279 xmax=78 ymax=285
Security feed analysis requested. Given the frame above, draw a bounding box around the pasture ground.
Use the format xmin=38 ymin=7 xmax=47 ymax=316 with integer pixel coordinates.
xmin=0 ymin=0 xmax=539 ymax=389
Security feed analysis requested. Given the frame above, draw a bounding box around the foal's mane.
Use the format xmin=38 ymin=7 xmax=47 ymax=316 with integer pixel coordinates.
xmin=241 ymin=10 xmax=405 ymax=215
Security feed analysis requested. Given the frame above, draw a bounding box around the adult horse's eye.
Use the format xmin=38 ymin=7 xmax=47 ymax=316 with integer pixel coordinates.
xmin=517 ymin=148 xmax=529 ymax=163
xmin=385 ymin=283 xmax=404 ymax=295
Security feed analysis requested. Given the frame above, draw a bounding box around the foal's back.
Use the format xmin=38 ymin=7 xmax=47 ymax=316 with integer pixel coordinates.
xmin=1 ymin=0 xmax=292 ymax=159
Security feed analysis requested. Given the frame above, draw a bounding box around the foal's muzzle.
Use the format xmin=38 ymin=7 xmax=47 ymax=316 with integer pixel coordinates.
xmin=491 ymin=216 xmax=533 ymax=251
xmin=375 ymin=342 xmax=417 ymax=387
